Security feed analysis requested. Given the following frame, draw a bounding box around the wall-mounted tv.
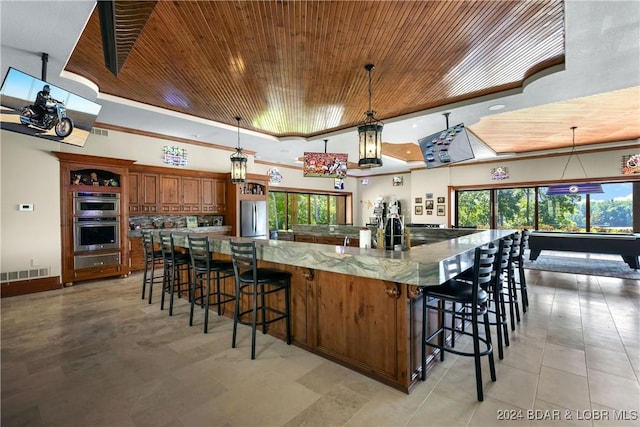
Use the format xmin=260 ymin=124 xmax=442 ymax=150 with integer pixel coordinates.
xmin=417 ymin=123 xmax=475 ymax=169
xmin=303 ymin=152 xmax=348 ymax=178
xmin=0 ymin=67 xmax=102 ymax=147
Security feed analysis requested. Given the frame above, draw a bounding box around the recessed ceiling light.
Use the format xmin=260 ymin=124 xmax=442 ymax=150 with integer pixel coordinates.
xmin=488 ymin=104 xmax=505 ymax=111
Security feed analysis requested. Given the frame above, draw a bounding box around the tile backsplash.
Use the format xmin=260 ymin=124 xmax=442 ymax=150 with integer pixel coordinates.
xmin=129 ymin=215 xmax=224 ymax=230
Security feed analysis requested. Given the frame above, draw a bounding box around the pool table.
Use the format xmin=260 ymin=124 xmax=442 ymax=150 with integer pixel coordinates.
xmin=528 ymin=231 xmax=640 ymax=269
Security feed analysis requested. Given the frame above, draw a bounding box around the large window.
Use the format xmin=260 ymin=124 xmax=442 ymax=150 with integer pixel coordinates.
xmin=495 ymin=188 xmax=535 ymax=230
xmin=455 ymin=181 xmax=635 ymax=233
xmin=269 ymin=190 xmax=349 ymax=230
xmin=457 ymin=190 xmax=490 ymax=229
xmin=591 ymin=182 xmax=634 ymax=232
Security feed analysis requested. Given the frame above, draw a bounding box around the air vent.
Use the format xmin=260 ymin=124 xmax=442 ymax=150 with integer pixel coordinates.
xmin=90 ymin=128 xmax=109 ymax=137
xmin=1 ymin=267 xmax=51 ymax=282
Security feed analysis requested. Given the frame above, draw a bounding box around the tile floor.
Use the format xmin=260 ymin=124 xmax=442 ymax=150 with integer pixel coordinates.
xmin=1 ymin=268 xmax=639 ymax=427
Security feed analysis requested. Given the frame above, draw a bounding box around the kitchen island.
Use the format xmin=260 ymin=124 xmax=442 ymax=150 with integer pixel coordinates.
xmin=166 ymin=229 xmax=513 ymax=393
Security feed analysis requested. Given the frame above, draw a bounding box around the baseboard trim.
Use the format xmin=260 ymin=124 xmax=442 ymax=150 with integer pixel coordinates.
xmin=1 ymin=276 xmax=62 ymax=298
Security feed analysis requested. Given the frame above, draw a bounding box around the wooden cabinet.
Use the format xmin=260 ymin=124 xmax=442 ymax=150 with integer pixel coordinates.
xmin=129 ymin=172 xmax=159 ymax=213
xmin=202 ymin=178 xmax=226 ymax=213
xmin=129 ymin=236 xmax=145 ymax=271
xmin=129 ymin=165 xmax=227 ymax=216
xmin=139 ymin=173 xmax=159 ymax=212
xmin=161 ymin=175 xmax=202 ymax=213
xmin=181 ymin=176 xmax=201 ymax=212
xmin=160 ymin=175 xmax=181 ymax=213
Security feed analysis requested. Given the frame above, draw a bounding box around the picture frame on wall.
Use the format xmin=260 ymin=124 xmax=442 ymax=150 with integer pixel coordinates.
xmin=425 ymin=193 xmax=433 ymax=199
xmin=392 ymin=176 xmax=403 ymax=186
xmin=415 ymin=197 xmax=422 ymax=204
xmin=437 ymin=197 xmax=445 ymax=204
xmin=437 ymin=204 xmax=446 ymax=216
xmin=426 ymin=210 xmax=433 ymax=215
xmin=415 ymin=205 xmax=423 ymax=215
xmin=425 ymin=199 xmax=434 ymax=210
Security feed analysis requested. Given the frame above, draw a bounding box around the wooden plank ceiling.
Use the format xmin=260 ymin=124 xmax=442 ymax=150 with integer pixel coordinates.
xmin=66 ymin=0 xmax=567 ymax=145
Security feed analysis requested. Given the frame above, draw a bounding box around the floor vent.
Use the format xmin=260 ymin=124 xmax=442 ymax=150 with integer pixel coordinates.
xmin=90 ymin=127 xmax=108 ymax=137
xmin=1 ymin=267 xmax=51 ymax=282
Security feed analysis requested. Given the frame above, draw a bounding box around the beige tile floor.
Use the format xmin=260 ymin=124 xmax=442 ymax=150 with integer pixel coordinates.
xmin=1 ymin=268 xmax=639 ymax=427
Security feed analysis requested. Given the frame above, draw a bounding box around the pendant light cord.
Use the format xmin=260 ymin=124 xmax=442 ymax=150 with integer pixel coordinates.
xmin=559 ymin=126 xmax=588 ymax=179
xmin=235 ymin=116 xmax=241 ymax=150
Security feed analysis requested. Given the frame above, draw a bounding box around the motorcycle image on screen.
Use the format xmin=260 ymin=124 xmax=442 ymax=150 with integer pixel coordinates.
xmin=20 ymin=100 xmax=74 ymax=138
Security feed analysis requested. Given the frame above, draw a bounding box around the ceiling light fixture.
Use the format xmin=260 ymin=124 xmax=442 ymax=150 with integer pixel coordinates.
xmin=230 ymin=116 xmax=247 ymax=184
xmin=358 ymin=64 xmax=383 ymax=168
xmin=546 ymin=126 xmax=604 ymax=195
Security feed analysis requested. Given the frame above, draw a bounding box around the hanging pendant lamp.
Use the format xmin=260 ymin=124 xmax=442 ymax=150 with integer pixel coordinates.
xmin=230 ymin=116 xmax=247 ymax=184
xmin=358 ymin=64 xmax=383 ymax=168
xmin=546 ymin=126 xmax=603 ymax=195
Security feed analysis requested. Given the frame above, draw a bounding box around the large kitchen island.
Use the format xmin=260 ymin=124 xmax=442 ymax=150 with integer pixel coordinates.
xmin=168 ymin=228 xmax=513 ymax=393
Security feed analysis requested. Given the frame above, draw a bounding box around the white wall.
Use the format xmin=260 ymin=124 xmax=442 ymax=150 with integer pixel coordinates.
xmin=358 ymin=173 xmax=412 ymax=225
xmin=1 ymin=132 xmax=63 ymax=276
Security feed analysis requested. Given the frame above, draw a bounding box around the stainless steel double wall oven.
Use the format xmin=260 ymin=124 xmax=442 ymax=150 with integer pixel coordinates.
xmin=72 ymin=192 xmax=121 ymax=268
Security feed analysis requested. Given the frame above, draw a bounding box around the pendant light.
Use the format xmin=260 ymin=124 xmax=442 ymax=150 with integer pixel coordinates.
xmin=546 ymin=126 xmax=603 ymax=195
xmin=230 ymin=116 xmax=247 ymax=184
xmin=358 ymin=64 xmax=383 ymax=168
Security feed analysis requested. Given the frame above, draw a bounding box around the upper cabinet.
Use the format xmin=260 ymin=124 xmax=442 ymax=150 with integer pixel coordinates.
xmin=202 ymin=177 xmax=226 ymax=213
xmin=129 ymin=165 xmax=226 ymax=215
xmin=180 ymin=176 xmax=201 ymax=212
xmin=159 ymin=175 xmax=181 ymax=213
xmin=129 ymin=172 xmax=159 ymax=213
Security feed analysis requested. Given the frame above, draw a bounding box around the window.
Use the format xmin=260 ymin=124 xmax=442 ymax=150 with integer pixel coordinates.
xmin=456 ymin=190 xmax=490 ymax=229
xmin=590 ymin=182 xmax=633 ymax=233
xmin=269 ymin=190 xmax=349 ymax=230
xmin=496 ymin=188 xmax=535 ymax=230
xmin=455 ymin=181 xmax=635 ymax=233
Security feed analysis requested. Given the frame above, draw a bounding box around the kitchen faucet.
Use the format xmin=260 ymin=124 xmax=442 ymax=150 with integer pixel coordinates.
xmin=343 ymin=235 xmax=350 ymax=246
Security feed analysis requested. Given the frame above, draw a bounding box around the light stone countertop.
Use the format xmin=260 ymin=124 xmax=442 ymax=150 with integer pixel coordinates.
xmin=163 ymin=229 xmax=515 ymax=287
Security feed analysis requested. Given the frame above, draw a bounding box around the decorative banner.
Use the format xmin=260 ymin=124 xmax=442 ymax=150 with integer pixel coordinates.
xmin=622 ymin=154 xmax=640 ymax=175
xmin=490 ymin=166 xmax=509 ymax=180
xmin=162 ymin=145 xmax=187 ymax=166
xmin=267 ymin=167 xmax=283 ymax=184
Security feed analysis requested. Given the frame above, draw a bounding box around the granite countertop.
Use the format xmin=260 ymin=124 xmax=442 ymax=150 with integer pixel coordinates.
xmin=129 ymin=225 xmax=231 ymax=237
xmin=165 ymin=229 xmax=514 ymax=287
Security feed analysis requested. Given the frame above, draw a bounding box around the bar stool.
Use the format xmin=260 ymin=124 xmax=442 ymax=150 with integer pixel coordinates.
xmin=159 ymin=232 xmax=192 ymax=316
xmin=513 ymin=229 xmax=530 ymax=312
xmin=504 ymin=232 xmax=522 ymax=330
xmin=141 ymin=230 xmax=164 ymax=304
xmin=229 ymin=240 xmax=292 ymax=359
xmin=421 ymin=244 xmax=497 ymax=402
xmin=188 ymin=235 xmax=235 ymax=333
xmin=451 ymin=238 xmax=512 ymax=360
xmin=487 ymin=237 xmax=512 ymax=359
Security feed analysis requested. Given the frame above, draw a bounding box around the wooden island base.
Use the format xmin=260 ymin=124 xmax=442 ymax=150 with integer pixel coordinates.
xmin=213 ymin=257 xmax=439 ymax=393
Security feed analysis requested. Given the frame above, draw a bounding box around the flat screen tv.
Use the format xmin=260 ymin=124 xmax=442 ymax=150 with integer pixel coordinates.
xmin=303 ymin=152 xmax=348 ymax=178
xmin=0 ymin=67 xmax=102 ymax=147
xmin=418 ymin=123 xmax=475 ymax=169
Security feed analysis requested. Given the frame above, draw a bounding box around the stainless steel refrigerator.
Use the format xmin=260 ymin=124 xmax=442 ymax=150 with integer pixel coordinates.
xmin=240 ymin=200 xmax=267 ymax=238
